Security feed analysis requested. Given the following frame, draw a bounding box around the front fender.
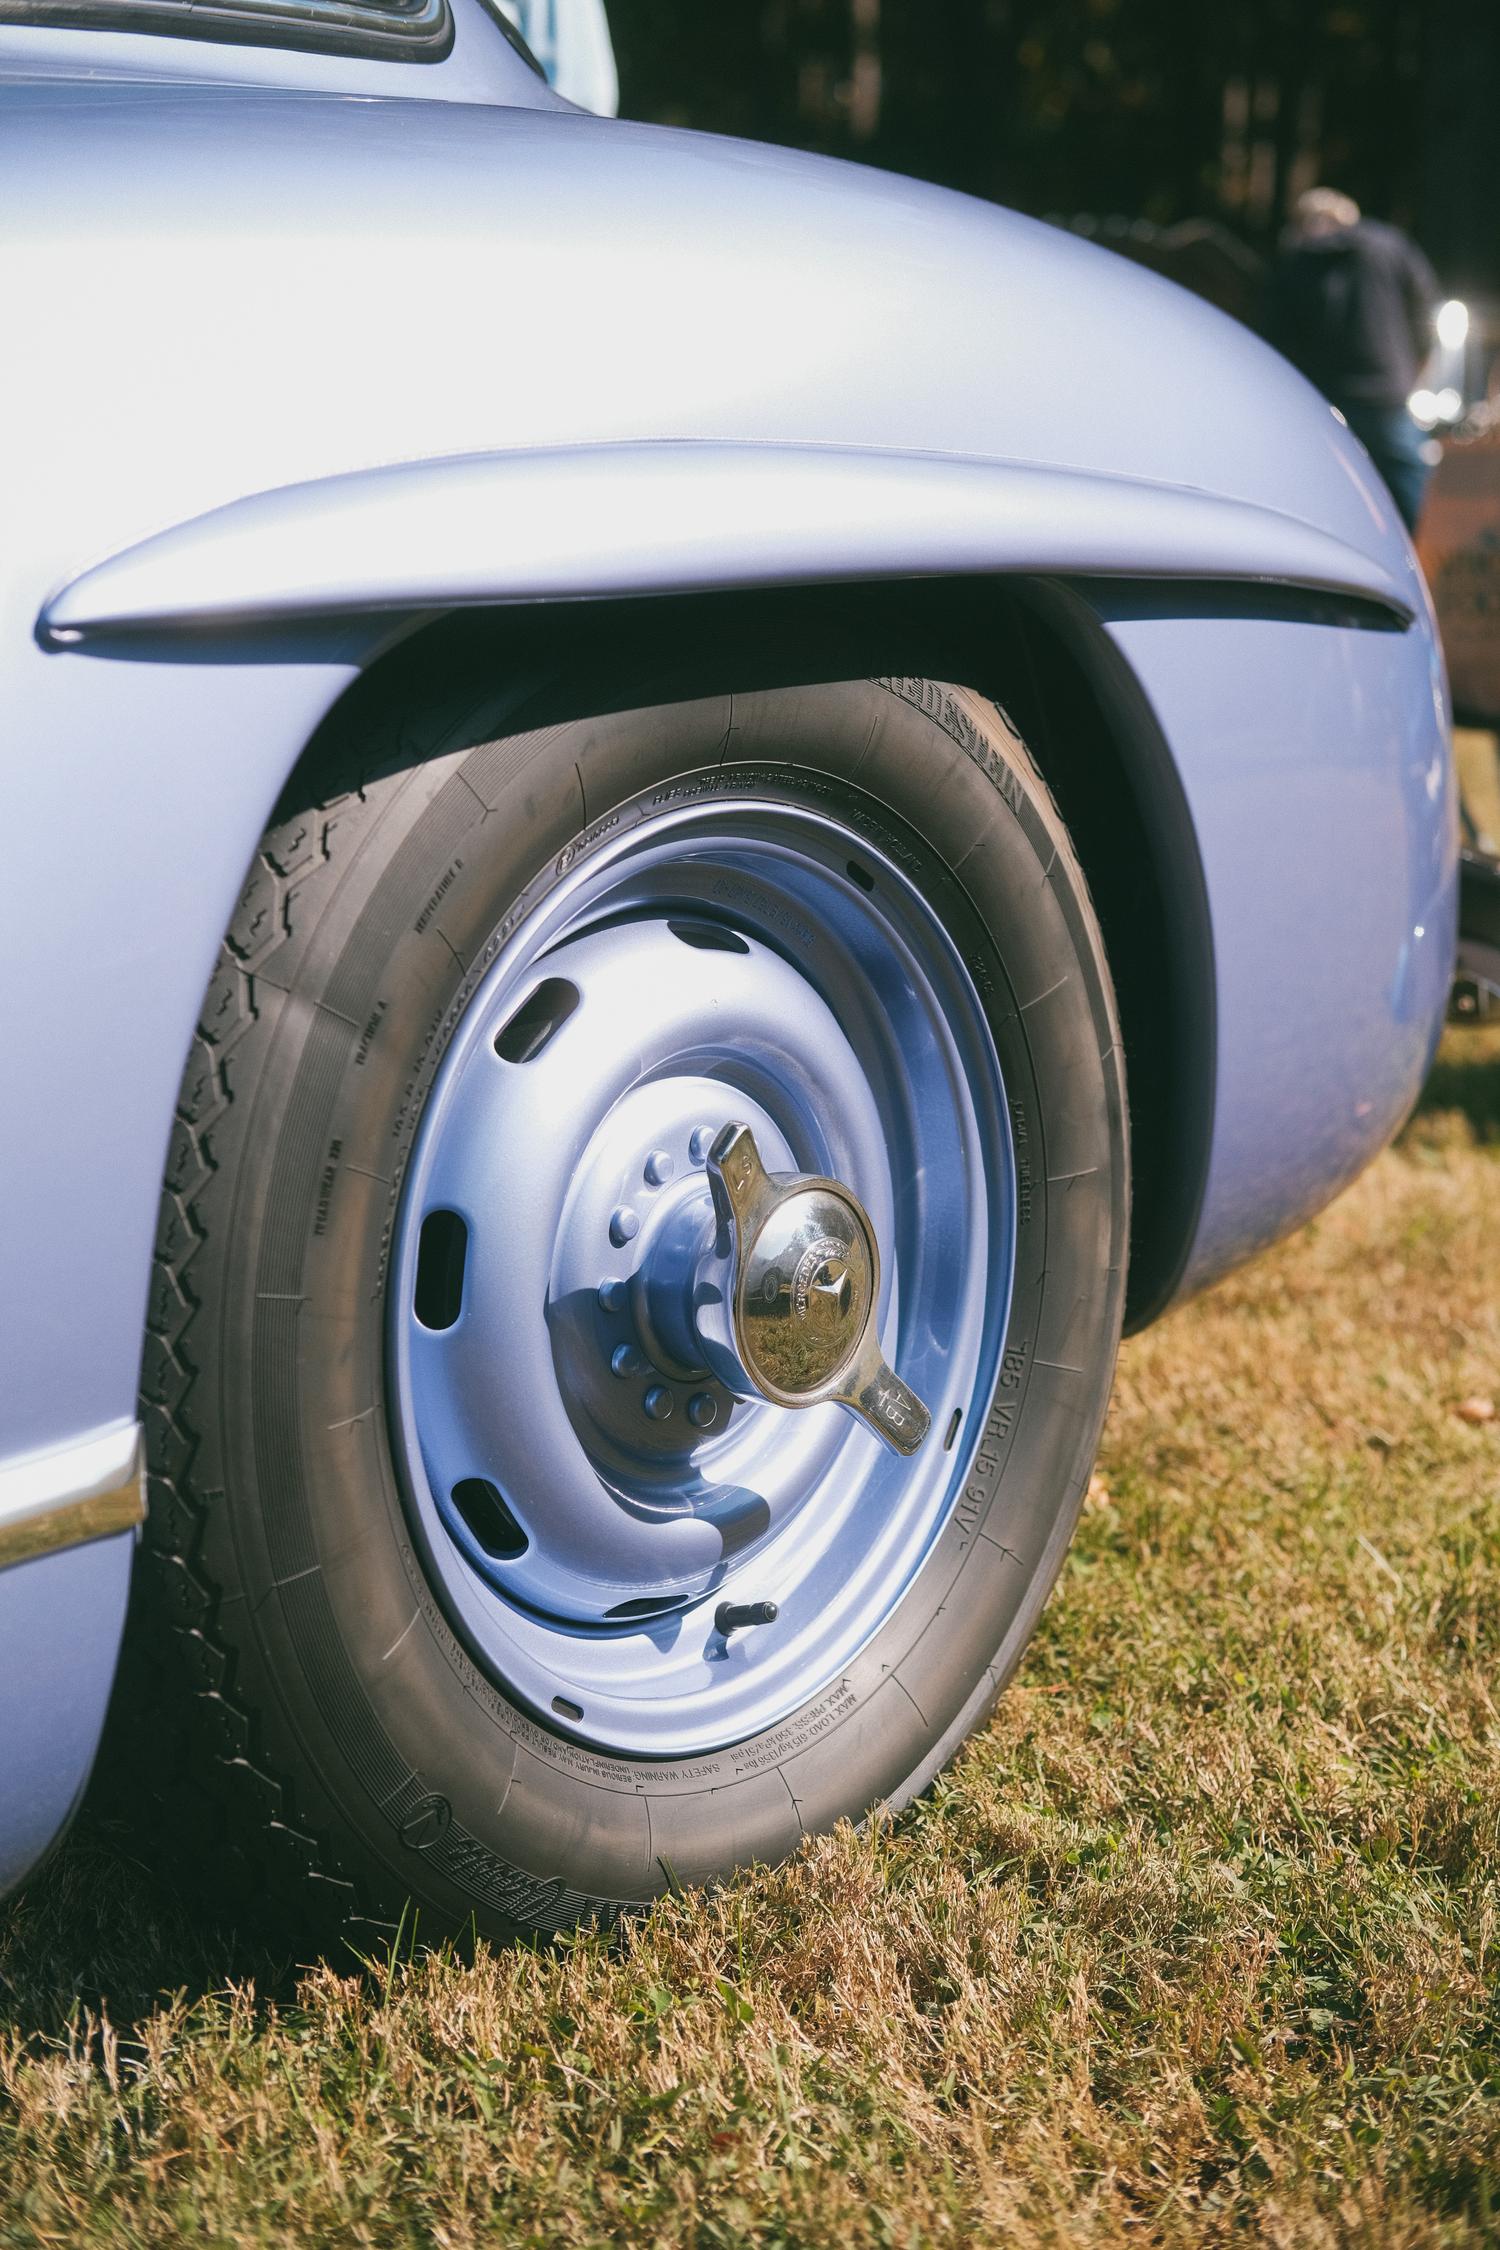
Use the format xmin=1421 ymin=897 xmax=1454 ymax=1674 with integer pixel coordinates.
xmin=42 ymin=442 xmax=1412 ymax=643
xmin=3 ymin=80 xmax=1423 ymax=629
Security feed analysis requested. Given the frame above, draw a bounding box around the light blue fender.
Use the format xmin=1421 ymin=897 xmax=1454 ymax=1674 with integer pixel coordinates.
xmin=0 ymin=49 xmax=1453 ymax=1893
xmin=1082 ymin=587 xmax=1452 ymax=1296
xmin=42 ymin=441 xmax=1412 ymax=641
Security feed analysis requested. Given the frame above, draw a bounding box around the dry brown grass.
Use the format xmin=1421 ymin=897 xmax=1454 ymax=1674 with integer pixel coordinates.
xmin=2 ymin=1029 xmax=1498 ymax=2247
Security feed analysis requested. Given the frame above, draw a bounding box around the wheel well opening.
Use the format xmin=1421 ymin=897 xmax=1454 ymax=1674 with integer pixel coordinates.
xmin=281 ymin=578 xmax=1213 ymax=1327
xmin=986 ymin=586 xmax=1215 ymax=1328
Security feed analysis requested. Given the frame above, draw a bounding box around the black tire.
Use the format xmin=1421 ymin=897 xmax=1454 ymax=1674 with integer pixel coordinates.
xmin=131 ymin=670 xmax=1127 ymax=1946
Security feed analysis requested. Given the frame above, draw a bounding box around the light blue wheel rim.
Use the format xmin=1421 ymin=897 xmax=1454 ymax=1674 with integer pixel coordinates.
xmin=388 ymin=796 xmax=1015 ymax=1757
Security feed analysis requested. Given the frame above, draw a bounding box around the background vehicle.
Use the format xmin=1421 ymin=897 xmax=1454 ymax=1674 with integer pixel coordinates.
xmin=0 ymin=0 xmax=1454 ymax=1939
xmin=1417 ymin=408 xmax=1500 ymax=1021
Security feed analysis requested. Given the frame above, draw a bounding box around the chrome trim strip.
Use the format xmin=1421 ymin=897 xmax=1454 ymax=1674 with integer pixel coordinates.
xmin=0 ymin=1421 xmax=145 ymax=1572
xmin=37 ymin=439 xmax=1417 ymax=645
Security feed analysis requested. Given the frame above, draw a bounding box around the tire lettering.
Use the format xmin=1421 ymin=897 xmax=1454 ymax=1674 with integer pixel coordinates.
xmin=312 ymin=1139 xmax=343 ymax=1237
xmin=415 ymin=858 xmax=464 ymax=935
xmin=354 ymin=1001 xmax=388 ymax=1067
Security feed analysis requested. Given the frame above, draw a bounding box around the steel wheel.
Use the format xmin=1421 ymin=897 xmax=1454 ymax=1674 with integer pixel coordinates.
xmin=390 ymin=800 xmax=1014 ymax=1756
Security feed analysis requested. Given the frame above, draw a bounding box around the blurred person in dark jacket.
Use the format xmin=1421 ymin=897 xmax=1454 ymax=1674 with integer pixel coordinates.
xmin=1265 ymin=187 xmax=1439 ymax=531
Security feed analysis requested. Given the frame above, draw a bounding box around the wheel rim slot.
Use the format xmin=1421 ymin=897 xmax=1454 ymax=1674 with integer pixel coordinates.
xmin=449 ymin=1478 xmax=528 ymax=1560
xmin=414 ymin=1209 xmax=468 ymax=1331
xmin=493 ymin=977 xmax=580 ymax=1062
xmin=667 ymin=919 xmax=750 ymax=954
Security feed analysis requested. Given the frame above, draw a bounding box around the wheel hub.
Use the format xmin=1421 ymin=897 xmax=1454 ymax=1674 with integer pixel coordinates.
xmin=691 ymin=1123 xmax=930 ymax=1452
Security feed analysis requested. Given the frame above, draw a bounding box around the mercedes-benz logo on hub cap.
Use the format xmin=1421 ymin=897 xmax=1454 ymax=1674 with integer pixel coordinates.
xmin=739 ymin=1191 xmax=873 ymax=1398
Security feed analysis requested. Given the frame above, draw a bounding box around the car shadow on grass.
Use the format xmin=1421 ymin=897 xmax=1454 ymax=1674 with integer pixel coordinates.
xmin=0 ymin=1816 xmax=304 ymax=2044
xmin=1404 ymin=1022 xmax=1500 ymax=1143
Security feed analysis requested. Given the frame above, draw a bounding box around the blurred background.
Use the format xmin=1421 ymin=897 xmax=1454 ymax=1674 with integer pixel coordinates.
xmin=511 ymin=0 xmax=1499 ymax=403
xmin=606 ymin=1 xmax=1499 ymax=336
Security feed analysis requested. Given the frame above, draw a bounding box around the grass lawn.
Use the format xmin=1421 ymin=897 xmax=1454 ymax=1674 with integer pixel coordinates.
xmin=2 ymin=1028 xmax=1498 ymax=2247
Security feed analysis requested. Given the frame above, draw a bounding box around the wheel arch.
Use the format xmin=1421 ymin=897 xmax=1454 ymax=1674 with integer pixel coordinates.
xmin=277 ymin=574 xmax=1214 ymax=1331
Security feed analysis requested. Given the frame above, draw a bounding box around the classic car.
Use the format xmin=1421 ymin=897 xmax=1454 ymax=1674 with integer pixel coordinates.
xmin=0 ymin=0 xmax=1455 ymax=1941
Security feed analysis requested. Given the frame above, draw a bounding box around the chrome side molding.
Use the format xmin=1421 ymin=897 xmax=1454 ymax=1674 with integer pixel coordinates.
xmin=0 ymin=1421 xmax=145 ymax=1573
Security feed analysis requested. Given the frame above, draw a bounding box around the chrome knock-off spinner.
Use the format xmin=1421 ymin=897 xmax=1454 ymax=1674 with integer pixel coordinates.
xmin=698 ymin=1123 xmax=931 ymax=1454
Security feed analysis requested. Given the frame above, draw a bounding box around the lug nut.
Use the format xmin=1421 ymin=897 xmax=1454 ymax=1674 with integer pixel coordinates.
xmin=688 ymin=1125 xmax=717 ymax=1165
xmin=597 ymin=1278 xmax=628 ymax=1315
xmin=644 ymin=1149 xmax=674 ymax=1187
xmin=643 ymin=1385 xmax=674 ymax=1421
xmin=611 ymin=1343 xmax=645 ymax=1379
xmin=715 ymin=1599 xmax=779 ymax=1635
xmin=687 ymin=1393 xmax=719 ymax=1430
xmin=610 ymin=1205 xmax=640 ymax=1246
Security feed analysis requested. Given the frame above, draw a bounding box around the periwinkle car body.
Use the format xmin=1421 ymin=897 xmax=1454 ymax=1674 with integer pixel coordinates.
xmin=0 ymin=0 xmax=1454 ymax=1915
